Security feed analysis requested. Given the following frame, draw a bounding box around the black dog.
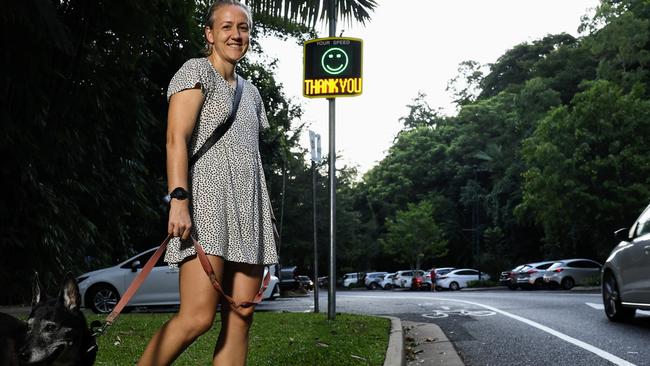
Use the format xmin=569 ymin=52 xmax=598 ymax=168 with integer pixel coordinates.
xmin=0 ymin=273 xmax=97 ymax=365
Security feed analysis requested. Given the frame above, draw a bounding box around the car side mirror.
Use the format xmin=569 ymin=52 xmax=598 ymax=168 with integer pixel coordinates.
xmin=131 ymin=260 xmax=142 ymax=272
xmin=614 ymin=228 xmax=629 ymax=242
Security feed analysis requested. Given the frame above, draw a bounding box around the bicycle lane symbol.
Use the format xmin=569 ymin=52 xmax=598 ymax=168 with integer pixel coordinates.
xmin=421 ymin=308 xmax=496 ymax=319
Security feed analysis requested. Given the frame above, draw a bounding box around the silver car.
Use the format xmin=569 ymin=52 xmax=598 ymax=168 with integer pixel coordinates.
xmin=77 ymin=248 xmax=280 ymax=313
xmin=515 ymin=261 xmax=556 ymax=289
xmin=542 ymin=259 xmax=601 ymax=290
xmin=602 ymin=203 xmax=650 ymax=321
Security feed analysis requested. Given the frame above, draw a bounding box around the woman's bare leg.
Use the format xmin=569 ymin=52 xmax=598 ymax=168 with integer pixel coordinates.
xmin=212 ymin=262 xmax=264 ymax=366
xmin=138 ymin=254 xmax=224 ymax=366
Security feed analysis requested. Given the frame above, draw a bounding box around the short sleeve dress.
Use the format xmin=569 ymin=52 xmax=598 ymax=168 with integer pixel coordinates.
xmin=163 ymin=57 xmax=278 ymax=267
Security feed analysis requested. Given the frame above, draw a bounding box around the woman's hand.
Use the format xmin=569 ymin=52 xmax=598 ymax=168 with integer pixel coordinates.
xmin=168 ymin=200 xmax=192 ymax=240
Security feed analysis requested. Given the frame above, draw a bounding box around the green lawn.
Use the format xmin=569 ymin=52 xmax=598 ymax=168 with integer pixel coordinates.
xmin=89 ymin=312 xmax=389 ymax=365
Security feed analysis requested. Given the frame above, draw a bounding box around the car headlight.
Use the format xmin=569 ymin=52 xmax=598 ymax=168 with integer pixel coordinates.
xmin=76 ymin=276 xmax=89 ymax=283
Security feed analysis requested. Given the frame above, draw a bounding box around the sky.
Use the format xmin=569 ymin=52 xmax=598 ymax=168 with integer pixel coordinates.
xmin=258 ymin=0 xmax=600 ymax=175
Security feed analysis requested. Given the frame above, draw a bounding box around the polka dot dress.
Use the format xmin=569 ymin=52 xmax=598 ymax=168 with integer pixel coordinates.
xmin=164 ymin=57 xmax=278 ymax=267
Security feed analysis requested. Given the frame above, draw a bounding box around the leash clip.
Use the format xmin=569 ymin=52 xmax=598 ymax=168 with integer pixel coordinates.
xmin=90 ymin=320 xmax=110 ymax=338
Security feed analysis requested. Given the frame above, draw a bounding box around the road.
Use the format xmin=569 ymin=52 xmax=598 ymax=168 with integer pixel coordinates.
xmin=257 ymin=288 xmax=650 ymax=366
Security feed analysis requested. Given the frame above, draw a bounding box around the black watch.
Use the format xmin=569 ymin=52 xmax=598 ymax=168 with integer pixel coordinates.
xmin=163 ymin=187 xmax=190 ymax=204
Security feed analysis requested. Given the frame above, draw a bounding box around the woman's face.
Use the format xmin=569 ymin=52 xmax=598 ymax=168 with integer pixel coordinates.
xmin=205 ymin=5 xmax=250 ymax=64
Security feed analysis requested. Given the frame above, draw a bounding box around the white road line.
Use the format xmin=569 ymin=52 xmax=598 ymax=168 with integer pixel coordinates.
xmin=586 ymin=302 xmax=604 ymax=310
xmin=341 ymin=294 xmax=636 ymax=366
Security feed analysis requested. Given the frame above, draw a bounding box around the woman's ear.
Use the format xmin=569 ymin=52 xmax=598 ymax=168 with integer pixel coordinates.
xmin=205 ymin=26 xmax=214 ymax=45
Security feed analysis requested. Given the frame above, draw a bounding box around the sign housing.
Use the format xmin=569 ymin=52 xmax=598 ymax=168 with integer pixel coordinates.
xmin=303 ymin=37 xmax=363 ymax=98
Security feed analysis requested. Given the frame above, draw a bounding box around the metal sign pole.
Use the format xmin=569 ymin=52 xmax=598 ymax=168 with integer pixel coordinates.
xmin=309 ymin=130 xmax=321 ymax=313
xmin=312 ymin=159 xmax=319 ymax=313
xmin=327 ymin=0 xmax=337 ymax=321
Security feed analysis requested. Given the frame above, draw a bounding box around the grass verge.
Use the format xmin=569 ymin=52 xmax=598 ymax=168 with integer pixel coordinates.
xmin=89 ymin=312 xmax=389 ymax=365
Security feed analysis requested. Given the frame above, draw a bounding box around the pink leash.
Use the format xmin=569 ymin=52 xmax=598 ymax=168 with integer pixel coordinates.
xmin=93 ymin=234 xmax=270 ymax=336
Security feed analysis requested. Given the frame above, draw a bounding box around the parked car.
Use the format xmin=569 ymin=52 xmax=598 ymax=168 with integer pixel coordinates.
xmin=363 ymin=272 xmax=388 ymax=290
xmin=602 ymin=203 xmax=650 ymax=321
xmin=380 ymin=273 xmax=396 ymax=289
xmin=279 ymin=266 xmax=301 ymax=292
xmin=297 ymin=275 xmax=314 ymax=291
xmin=437 ymin=269 xmax=491 ymax=291
xmin=499 ymin=265 xmax=525 ymax=290
xmin=542 ymin=259 xmax=602 ymax=290
xmin=341 ymin=272 xmax=360 ymax=288
xmin=76 ymin=248 xmax=279 ymax=314
xmin=515 ymin=261 xmax=556 ymax=289
xmin=317 ymin=276 xmax=328 ymax=288
xmin=411 ymin=275 xmax=431 ymax=290
xmin=394 ymin=270 xmax=425 ymax=289
xmin=424 ymin=267 xmax=456 ymax=289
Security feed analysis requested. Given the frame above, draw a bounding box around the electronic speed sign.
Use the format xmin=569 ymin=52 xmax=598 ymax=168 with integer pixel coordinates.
xmin=303 ymin=37 xmax=363 ymax=98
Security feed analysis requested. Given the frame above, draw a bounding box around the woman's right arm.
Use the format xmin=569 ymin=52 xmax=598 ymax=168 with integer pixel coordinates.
xmin=166 ymin=88 xmax=204 ymax=240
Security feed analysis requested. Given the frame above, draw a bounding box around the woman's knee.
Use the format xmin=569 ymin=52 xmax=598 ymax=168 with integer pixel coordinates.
xmin=224 ymin=306 xmax=256 ymax=326
xmin=179 ymin=311 xmax=216 ymax=336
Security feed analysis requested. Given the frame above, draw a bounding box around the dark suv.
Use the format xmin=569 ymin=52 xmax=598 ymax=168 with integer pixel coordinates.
xmin=602 ymin=203 xmax=650 ymax=321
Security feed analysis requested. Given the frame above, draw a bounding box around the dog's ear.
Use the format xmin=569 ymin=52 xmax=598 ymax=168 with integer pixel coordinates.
xmin=59 ymin=273 xmax=81 ymax=311
xmin=32 ymin=272 xmax=47 ymax=306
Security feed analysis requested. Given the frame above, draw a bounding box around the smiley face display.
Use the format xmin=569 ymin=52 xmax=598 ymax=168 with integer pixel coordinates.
xmin=321 ymin=48 xmax=349 ymax=75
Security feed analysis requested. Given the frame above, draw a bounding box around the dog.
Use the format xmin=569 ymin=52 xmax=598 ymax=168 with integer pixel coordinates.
xmin=0 ymin=273 xmax=97 ymax=365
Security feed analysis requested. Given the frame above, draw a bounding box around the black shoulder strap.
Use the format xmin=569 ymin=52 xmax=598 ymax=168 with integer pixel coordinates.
xmin=189 ymin=75 xmax=244 ymax=167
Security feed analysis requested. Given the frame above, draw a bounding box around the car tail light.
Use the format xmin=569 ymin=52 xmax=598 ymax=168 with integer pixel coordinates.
xmin=553 ymin=268 xmax=563 ymax=273
xmin=414 ymin=278 xmax=422 ymax=283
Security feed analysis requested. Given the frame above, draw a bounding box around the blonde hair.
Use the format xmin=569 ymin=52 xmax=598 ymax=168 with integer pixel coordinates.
xmin=203 ymin=0 xmax=253 ymax=56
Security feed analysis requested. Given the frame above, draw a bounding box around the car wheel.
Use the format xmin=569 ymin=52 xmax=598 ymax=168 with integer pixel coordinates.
xmin=88 ymin=284 xmax=120 ymax=314
xmin=602 ymin=273 xmax=635 ymax=322
xmin=449 ymin=282 xmax=460 ymax=291
xmin=369 ymin=282 xmax=379 ymax=290
xmin=534 ymin=278 xmax=544 ymax=290
xmin=384 ymin=284 xmax=392 ymax=290
xmin=561 ymin=277 xmax=574 ymax=290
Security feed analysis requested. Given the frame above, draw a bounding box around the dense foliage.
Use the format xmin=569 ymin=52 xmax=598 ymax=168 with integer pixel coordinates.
xmin=1 ymin=0 xmax=376 ymax=304
xmin=345 ymin=0 xmax=650 ymax=277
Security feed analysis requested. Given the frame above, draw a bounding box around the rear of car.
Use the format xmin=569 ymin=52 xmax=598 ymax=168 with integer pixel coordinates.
xmin=341 ymin=273 xmax=359 ymax=288
xmin=515 ymin=261 xmax=555 ymax=289
xmin=543 ymin=259 xmax=602 ymax=290
xmin=499 ymin=264 xmax=525 ymax=290
xmin=395 ymin=270 xmax=425 ymax=289
xmin=380 ymin=273 xmax=396 ymax=289
xmin=602 ymin=203 xmax=650 ymax=321
xmin=364 ymin=272 xmax=388 ymax=290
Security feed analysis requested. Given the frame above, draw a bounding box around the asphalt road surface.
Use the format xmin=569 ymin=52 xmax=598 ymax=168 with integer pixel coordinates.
xmin=257 ymin=288 xmax=650 ymax=366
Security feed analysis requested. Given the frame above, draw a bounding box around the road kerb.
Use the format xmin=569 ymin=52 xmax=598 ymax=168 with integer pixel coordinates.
xmin=381 ymin=316 xmax=405 ymax=366
xmin=403 ymin=320 xmax=464 ymax=366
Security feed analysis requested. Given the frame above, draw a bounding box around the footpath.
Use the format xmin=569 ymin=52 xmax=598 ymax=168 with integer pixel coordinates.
xmin=384 ymin=315 xmax=464 ymax=366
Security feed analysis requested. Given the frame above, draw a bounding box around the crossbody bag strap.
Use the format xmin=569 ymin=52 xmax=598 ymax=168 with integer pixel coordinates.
xmin=188 ymin=75 xmax=244 ymax=167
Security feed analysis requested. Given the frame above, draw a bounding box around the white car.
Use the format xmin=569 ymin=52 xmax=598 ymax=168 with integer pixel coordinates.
xmin=437 ymin=269 xmax=491 ymax=291
xmin=379 ymin=273 xmax=396 ymax=289
xmin=394 ymin=270 xmax=425 ymax=289
xmin=341 ymin=272 xmax=359 ymax=288
xmin=77 ymin=248 xmax=280 ymax=313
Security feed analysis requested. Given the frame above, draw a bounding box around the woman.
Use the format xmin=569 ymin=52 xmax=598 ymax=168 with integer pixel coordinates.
xmin=138 ymin=1 xmax=278 ymax=365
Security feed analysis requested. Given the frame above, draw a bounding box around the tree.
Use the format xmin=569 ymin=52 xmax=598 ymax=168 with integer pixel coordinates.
xmin=380 ymin=200 xmax=447 ymax=269
xmin=519 ymin=80 xmax=650 ymax=258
